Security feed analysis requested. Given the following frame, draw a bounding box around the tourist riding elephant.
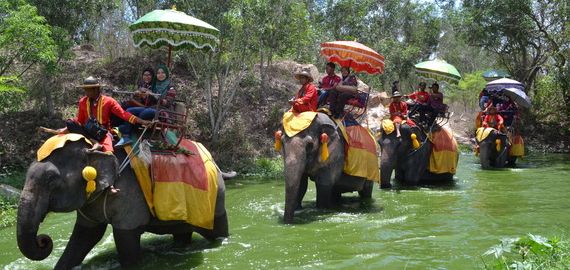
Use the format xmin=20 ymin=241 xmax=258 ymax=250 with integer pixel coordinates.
xmin=277 ymin=112 xmax=374 ymax=224
xmin=476 ymin=127 xmax=515 ymax=169
xmin=17 ymin=138 xmax=229 ymax=269
xmin=378 ymin=122 xmax=456 ymax=186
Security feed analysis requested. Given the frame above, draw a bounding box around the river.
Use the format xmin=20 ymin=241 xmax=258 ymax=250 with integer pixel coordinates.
xmin=1 ymin=153 xmax=569 ymax=269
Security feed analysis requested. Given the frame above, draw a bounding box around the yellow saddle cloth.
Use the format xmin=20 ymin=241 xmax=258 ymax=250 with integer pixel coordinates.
xmin=282 ymin=111 xmax=318 ymax=137
xmin=37 ymin=134 xmax=92 ymax=161
xmin=428 ymin=127 xmax=459 ymax=174
xmin=476 ymin=127 xmax=495 ymax=143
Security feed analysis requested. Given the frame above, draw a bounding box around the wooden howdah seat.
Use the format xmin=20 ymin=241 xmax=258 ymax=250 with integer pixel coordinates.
xmin=149 ymin=100 xmax=187 ymax=149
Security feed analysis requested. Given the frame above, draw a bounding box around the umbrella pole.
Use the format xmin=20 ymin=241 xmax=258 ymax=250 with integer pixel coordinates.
xmin=167 ymin=45 xmax=172 ymax=68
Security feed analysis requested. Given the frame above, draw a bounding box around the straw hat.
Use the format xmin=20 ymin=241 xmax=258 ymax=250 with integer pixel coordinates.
xmin=391 ymin=91 xmax=403 ymax=98
xmin=77 ymin=76 xmax=104 ymax=88
xmin=294 ymin=70 xmax=314 ymax=82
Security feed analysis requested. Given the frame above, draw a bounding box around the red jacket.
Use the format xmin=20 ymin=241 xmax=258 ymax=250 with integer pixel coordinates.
xmin=482 ymin=114 xmax=504 ymax=129
xmin=76 ymin=95 xmax=137 ymax=129
xmin=293 ymin=83 xmax=318 ymax=113
xmin=409 ymin=91 xmax=430 ymax=105
xmin=389 ymin=101 xmax=408 ymax=120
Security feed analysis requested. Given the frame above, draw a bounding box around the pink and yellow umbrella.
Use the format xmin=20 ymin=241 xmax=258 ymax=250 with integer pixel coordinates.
xmin=320 ymin=41 xmax=385 ymax=74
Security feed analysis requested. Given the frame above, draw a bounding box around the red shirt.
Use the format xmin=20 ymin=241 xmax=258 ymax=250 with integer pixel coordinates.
xmin=293 ymin=83 xmax=318 ymax=113
xmin=320 ymin=74 xmax=341 ymax=90
xmin=409 ymin=91 xmax=430 ymax=105
xmin=76 ymin=95 xmax=137 ymax=129
xmin=389 ymin=101 xmax=408 ymax=117
xmin=482 ymin=114 xmax=504 ymax=129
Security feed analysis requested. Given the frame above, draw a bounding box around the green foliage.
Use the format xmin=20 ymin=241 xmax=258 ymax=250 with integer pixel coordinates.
xmin=481 ymin=234 xmax=570 ymax=269
xmin=0 ymin=3 xmax=57 ymax=76
xmin=0 ymin=76 xmax=27 ymax=114
xmin=447 ymin=71 xmax=487 ymax=113
xmin=246 ymin=157 xmax=284 ymax=178
xmin=0 ymin=197 xmax=18 ymax=229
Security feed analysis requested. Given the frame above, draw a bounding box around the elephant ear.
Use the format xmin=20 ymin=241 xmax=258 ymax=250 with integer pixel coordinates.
xmin=85 ymin=151 xmax=119 ymax=191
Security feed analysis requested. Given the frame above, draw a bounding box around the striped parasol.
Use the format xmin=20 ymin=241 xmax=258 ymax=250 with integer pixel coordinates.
xmin=414 ymin=59 xmax=461 ymax=84
xmin=320 ymin=41 xmax=385 ymax=74
xmin=129 ymin=7 xmax=220 ymax=66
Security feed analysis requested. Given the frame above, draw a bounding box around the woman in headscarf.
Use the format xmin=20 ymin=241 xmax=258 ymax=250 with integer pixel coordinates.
xmin=116 ymin=64 xmax=177 ymax=147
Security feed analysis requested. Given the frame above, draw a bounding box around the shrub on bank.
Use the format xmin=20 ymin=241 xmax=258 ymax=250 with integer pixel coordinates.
xmin=481 ymin=234 xmax=570 ymax=269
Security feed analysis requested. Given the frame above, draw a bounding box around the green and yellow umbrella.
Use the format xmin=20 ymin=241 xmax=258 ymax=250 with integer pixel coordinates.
xmin=129 ymin=7 xmax=220 ymax=66
xmin=414 ymin=59 xmax=461 ymax=84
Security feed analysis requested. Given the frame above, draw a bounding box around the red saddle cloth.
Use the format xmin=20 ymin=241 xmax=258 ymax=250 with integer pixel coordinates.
xmin=151 ymin=139 xmax=208 ymax=190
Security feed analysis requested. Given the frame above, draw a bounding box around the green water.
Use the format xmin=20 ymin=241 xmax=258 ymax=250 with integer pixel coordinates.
xmin=1 ymin=154 xmax=570 ymax=269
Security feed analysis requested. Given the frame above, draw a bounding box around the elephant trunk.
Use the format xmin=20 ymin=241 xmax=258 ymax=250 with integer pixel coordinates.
xmin=17 ymin=165 xmax=53 ymax=260
xmin=283 ymin=138 xmax=307 ymax=224
xmin=380 ymin=143 xmax=395 ymax=188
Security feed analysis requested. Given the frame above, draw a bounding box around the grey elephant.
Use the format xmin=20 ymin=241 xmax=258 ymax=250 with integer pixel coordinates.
xmin=17 ymin=137 xmax=229 ymax=269
xmin=277 ymin=112 xmax=375 ymax=224
xmin=476 ymin=127 xmax=517 ymax=169
xmin=378 ymin=121 xmax=457 ymax=186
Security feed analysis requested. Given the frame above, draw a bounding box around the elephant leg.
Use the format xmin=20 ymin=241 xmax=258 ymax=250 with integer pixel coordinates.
xmin=296 ymin=174 xmax=308 ymax=210
xmin=315 ymin=184 xmax=334 ymax=208
xmin=55 ymin=222 xmax=107 ymax=270
xmin=195 ymin=210 xmax=229 ymax=241
xmin=358 ymin=181 xmax=373 ymax=199
xmin=173 ymin=232 xmax=193 ymax=247
xmin=113 ymin=227 xmax=142 ymax=268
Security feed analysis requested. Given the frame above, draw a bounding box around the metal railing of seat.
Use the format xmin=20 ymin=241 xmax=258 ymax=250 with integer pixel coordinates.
xmin=342 ymin=86 xmax=372 ymax=123
xmin=148 ymin=99 xmax=188 ymax=151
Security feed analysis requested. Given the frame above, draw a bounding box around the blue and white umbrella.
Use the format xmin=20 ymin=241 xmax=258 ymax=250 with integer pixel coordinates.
xmin=485 ymin=78 xmax=524 ymax=93
xmin=503 ymin=87 xmax=531 ymax=109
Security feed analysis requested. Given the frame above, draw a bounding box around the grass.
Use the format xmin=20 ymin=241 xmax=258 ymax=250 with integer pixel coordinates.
xmin=481 ymin=234 xmax=570 ymax=269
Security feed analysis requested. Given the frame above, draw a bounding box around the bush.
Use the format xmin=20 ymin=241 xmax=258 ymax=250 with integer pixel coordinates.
xmin=481 ymin=234 xmax=570 ymax=269
xmin=0 ymin=76 xmax=27 ymax=114
xmin=0 ymin=197 xmax=18 ymax=228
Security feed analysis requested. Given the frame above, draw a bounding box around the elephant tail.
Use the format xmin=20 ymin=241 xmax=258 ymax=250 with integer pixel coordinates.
xmin=221 ymin=170 xmax=238 ymax=180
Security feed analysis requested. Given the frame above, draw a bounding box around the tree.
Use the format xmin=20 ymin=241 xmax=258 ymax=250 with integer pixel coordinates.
xmin=449 ymin=71 xmax=487 ymax=113
xmin=0 ymin=4 xmax=56 ymax=77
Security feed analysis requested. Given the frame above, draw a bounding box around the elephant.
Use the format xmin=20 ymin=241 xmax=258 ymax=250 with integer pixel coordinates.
xmin=378 ymin=122 xmax=455 ymax=186
xmin=476 ymin=127 xmax=516 ymax=169
xmin=278 ymin=112 xmax=374 ymax=224
xmin=17 ymin=138 xmax=229 ymax=269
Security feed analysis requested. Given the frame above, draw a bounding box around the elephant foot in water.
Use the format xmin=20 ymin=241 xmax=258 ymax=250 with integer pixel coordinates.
xmin=173 ymin=233 xmax=193 ymax=248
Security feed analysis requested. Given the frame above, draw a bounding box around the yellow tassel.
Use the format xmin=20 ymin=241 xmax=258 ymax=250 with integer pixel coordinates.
xmin=411 ymin=133 xmax=420 ymax=150
xmin=320 ymin=133 xmax=329 ymax=161
xmin=274 ymin=130 xmax=283 ymax=151
xmin=86 ymin=180 xmax=96 ymax=193
xmin=495 ymin=139 xmax=501 ymax=152
xmin=82 ymin=166 xmax=97 ymax=193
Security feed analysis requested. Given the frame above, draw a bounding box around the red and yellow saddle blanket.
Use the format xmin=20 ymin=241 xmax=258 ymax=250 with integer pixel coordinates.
xmin=341 ymin=124 xmax=380 ymax=182
xmin=428 ymin=127 xmax=459 ymax=174
xmin=126 ymin=138 xmax=218 ymax=230
xmin=509 ymin=134 xmax=524 ymax=157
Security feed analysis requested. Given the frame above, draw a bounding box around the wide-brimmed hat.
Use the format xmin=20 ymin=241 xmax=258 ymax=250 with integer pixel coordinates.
xmin=294 ymin=70 xmax=314 ymax=82
xmin=77 ymin=76 xmax=104 ymax=88
xmin=391 ymin=91 xmax=403 ymax=98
